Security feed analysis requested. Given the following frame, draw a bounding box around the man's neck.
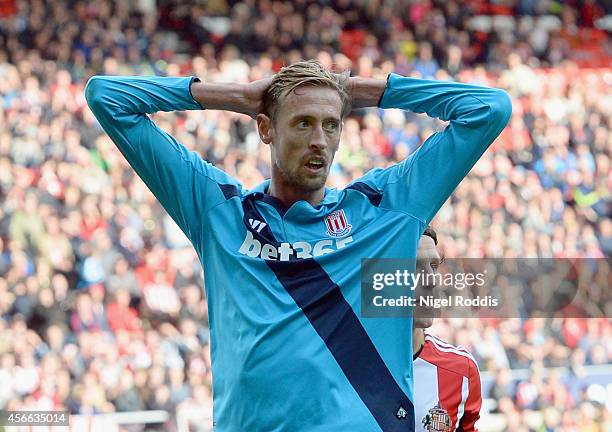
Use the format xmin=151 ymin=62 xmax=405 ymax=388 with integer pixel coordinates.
xmin=268 ymin=179 xmax=325 ymax=207
xmin=413 ymin=328 xmax=425 ymax=356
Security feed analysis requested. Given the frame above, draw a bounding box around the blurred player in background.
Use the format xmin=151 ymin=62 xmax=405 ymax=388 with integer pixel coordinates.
xmin=413 ymin=227 xmax=482 ymax=432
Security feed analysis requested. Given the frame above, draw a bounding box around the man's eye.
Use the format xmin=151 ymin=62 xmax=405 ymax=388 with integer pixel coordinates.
xmin=297 ymin=120 xmax=309 ymax=128
xmin=431 ymin=259 xmax=443 ymax=272
xmin=324 ymin=121 xmax=339 ymax=132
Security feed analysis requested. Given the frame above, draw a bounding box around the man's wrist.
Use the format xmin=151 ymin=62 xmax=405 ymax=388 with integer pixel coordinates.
xmin=350 ymin=77 xmax=387 ymax=109
xmin=190 ymin=80 xmax=252 ymax=116
xmin=189 ymin=77 xmax=204 ymax=110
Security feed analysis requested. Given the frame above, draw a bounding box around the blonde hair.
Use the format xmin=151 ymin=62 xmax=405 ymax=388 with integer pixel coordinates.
xmin=262 ymin=60 xmax=351 ymax=121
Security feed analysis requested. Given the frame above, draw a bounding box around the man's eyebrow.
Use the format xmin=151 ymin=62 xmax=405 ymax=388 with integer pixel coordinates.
xmin=289 ymin=114 xmax=313 ymax=121
xmin=288 ymin=113 xmax=341 ymax=123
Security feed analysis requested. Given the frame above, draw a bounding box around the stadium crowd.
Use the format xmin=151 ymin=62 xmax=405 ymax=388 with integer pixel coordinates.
xmin=0 ymin=0 xmax=610 ymax=430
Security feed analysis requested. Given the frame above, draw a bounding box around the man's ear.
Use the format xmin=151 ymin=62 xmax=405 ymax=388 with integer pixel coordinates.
xmin=256 ymin=113 xmax=274 ymax=145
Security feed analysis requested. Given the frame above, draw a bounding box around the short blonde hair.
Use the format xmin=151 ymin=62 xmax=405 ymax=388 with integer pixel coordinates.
xmin=262 ymin=60 xmax=351 ymax=121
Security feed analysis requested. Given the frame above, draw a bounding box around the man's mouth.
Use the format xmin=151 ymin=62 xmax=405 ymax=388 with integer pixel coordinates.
xmin=304 ymin=156 xmax=326 ymax=172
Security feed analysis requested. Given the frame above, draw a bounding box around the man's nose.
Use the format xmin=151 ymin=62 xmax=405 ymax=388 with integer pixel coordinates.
xmin=423 ymin=268 xmax=436 ymax=291
xmin=309 ymin=124 xmax=327 ymax=150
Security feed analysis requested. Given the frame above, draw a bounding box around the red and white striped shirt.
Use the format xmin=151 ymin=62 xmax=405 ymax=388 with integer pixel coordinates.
xmin=414 ymin=333 xmax=482 ymax=431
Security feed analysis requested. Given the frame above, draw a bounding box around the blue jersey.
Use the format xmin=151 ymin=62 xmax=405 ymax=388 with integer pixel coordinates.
xmin=85 ymin=74 xmax=511 ymax=431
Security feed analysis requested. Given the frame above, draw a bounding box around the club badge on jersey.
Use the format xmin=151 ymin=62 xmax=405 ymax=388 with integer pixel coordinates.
xmin=422 ymin=403 xmax=452 ymax=432
xmin=325 ymin=209 xmax=352 ymax=237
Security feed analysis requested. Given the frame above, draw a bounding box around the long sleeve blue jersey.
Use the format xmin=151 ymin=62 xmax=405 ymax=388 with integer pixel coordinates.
xmin=85 ymin=73 xmax=511 ymax=432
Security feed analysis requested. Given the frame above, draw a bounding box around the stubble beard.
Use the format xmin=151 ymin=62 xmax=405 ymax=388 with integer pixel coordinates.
xmin=276 ymin=160 xmax=327 ymax=193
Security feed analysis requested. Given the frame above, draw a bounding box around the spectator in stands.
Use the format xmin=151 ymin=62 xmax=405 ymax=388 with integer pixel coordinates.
xmin=106 ymin=288 xmax=141 ymax=335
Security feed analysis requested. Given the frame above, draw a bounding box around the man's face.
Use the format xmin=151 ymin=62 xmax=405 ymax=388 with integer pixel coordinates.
xmin=265 ymin=85 xmax=343 ymax=193
xmin=414 ymin=235 xmax=442 ymax=329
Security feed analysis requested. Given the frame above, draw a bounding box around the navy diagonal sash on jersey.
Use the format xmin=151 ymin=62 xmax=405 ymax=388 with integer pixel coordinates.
xmin=242 ymin=195 xmax=415 ymax=431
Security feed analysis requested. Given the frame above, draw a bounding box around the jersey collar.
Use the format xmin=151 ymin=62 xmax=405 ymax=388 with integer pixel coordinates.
xmin=246 ymin=179 xmax=340 ymax=210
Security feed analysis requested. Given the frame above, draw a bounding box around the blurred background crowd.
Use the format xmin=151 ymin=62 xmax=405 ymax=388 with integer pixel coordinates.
xmin=0 ymin=0 xmax=610 ymax=430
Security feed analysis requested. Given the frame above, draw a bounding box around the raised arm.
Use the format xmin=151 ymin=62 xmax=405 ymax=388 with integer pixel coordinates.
xmin=84 ymin=76 xmax=243 ymax=247
xmin=354 ymin=73 xmax=512 ymax=224
xmin=348 ymin=76 xmax=387 ymax=109
xmin=190 ymin=77 xmax=272 ymax=119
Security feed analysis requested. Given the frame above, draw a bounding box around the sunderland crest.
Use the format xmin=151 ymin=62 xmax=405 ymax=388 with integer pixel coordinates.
xmin=422 ymin=403 xmax=452 ymax=431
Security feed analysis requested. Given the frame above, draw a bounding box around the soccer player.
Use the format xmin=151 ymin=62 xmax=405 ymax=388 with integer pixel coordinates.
xmin=85 ymin=60 xmax=510 ymax=431
xmin=413 ymin=227 xmax=482 ymax=432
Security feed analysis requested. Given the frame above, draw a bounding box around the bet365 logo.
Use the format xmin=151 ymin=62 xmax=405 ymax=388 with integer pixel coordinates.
xmin=238 ymin=231 xmax=353 ymax=261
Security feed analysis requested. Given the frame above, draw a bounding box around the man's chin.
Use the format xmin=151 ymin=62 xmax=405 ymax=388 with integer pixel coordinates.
xmin=292 ymin=175 xmax=327 ymax=193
